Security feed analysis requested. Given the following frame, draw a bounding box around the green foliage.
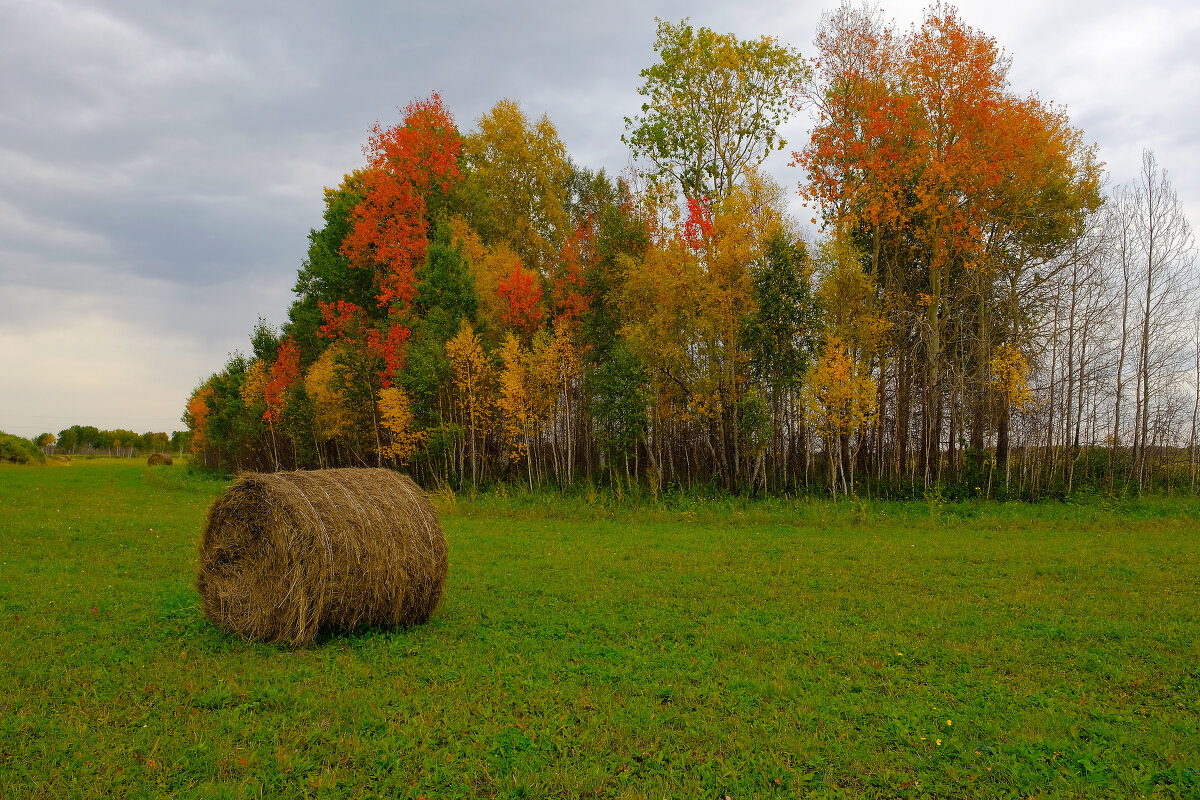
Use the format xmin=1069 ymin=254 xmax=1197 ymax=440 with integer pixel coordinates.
xmin=589 ymin=340 xmax=649 ymax=464
xmin=577 ymin=173 xmax=649 ymax=364
xmin=249 ymin=316 xmax=279 ymax=365
xmin=279 ymin=382 xmax=319 ymax=469
xmin=2 ymin=461 xmax=1199 ymax=798
xmin=192 ymin=352 xmax=276 ymax=471
xmin=45 ymin=426 xmax=181 ymax=458
xmin=285 ymin=176 xmax=373 ymax=366
xmin=414 ymin=223 xmax=479 ymax=343
xmin=0 ymin=431 xmax=46 ymax=464
xmin=745 ymin=230 xmax=818 ymax=388
xmin=169 ymin=430 xmax=189 ymax=454
xmin=624 ymin=18 xmax=808 ymax=198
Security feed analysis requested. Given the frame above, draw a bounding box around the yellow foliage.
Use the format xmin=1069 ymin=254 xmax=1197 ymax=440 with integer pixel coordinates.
xmin=815 ymin=235 xmax=890 ymax=359
xmin=803 ymin=336 xmax=879 ymax=440
xmin=447 ymin=216 xmax=513 ymax=332
xmin=621 ymin=173 xmax=790 ymax=431
xmin=496 ymin=333 xmax=535 ymax=462
xmin=241 ymin=359 xmax=269 ymax=408
xmin=446 ymin=321 xmax=496 ymax=436
xmin=466 ymin=99 xmax=572 ymax=271
xmin=447 ymin=215 xmax=487 ymax=265
xmin=377 ymin=386 xmax=425 ymax=464
xmin=305 ymin=347 xmax=353 ymax=441
xmin=991 ymin=343 xmax=1035 ymax=413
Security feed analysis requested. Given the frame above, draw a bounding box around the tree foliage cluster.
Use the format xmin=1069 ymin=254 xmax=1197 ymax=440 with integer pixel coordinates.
xmin=185 ymin=4 xmax=1198 ymax=498
xmin=1 ymin=431 xmax=47 ymax=465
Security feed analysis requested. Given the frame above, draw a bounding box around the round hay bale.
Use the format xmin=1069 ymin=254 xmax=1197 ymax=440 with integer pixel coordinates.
xmin=197 ymin=468 xmax=447 ymax=646
xmin=147 ymin=453 xmax=173 ymax=466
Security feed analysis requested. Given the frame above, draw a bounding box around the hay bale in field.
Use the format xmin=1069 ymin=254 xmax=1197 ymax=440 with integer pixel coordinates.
xmin=147 ymin=453 xmax=173 ymax=466
xmin=197 ymin=468 xmax=447 ymax=646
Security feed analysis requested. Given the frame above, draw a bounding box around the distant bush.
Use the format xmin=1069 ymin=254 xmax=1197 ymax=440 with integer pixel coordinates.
xmin=0 ymin=432 xmax=46 ymax=465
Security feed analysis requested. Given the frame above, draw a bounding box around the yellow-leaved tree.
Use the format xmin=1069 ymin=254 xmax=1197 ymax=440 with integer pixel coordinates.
xmin=496 ymin=333 xmax=539 ymax=488
xmin=377 ymin=386 xmax=425 ymax=466
xmin=803 ymin=337 xmax=880 ymax=497
xmin=805 ymin=234 xmax=889 ymax=496
xmin=445 ymin=320 xmax=495 ymax=489
xmin=241 ymin=359 xmax=269 ymax=409
xmin=305 ymin=348 xmax=353 ymax=459
xmin=535 ymin=327 xmax=584 ymax=485
xmin=466 ymin=99 xmax=573 ymax=273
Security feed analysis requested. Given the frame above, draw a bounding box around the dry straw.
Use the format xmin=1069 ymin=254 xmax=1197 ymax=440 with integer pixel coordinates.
xmin=147 ymin=453 xmax=173 ymax=466
xmin=197 ymin=468 xmax=447 ymax=646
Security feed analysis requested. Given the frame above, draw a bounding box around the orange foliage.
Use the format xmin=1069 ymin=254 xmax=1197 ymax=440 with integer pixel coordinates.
xmin=185 ymin=383 xmax=215 ymax=455
xmin=496 ymin=264 xmax=544 ymax=336
xmin=550 ymin=222 xmax=592 ymax=331
xmin=264 ymin=337 xmax=301 ymax=425
xmin=341 ymin=94 xmax=462 ymax=313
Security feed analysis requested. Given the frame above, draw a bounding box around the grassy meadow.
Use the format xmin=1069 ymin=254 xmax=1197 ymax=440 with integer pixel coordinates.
xmin=1 ymin=459 xmax=1198 ymax=798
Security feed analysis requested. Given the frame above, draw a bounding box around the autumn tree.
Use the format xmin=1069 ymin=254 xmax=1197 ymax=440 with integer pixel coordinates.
xmin=184 ymin=381 xmax=215 ymax=463
xmin=465 ymin=99 xmax=573 ymax=272
xmin=626 ymin=18 xmax=808 ymax=200
xmin=446 ymin=320 xmax=496 ymax=489
xmin=315 ymin=300 xmax=408 ymax=463
xmin=796 ymin=2 xmax=1100 ymax=488
xmin=496 ymin=333 xmax=542 ymax=488
xmin=341 ymin=94 xmax=462 ymax=315
xmin=377 ymin=386 xmax=425 ymax=465
xmin=803 ymin=337 xmax=879 ymax=496
xmin=496 ymin=263 xmax=545 ymax=338
xmin=621 ymin=172 xmax=792 ymax=492
xmin=305 ymin=347 xmax=354 ymax=461
xmin=807 ymin=234 xmax=889 ymax=494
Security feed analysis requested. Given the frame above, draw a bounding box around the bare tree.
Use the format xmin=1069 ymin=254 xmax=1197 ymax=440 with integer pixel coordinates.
xmin=1131 ymin=150 xmax=1196 ymax=487
xmin=1190 ymin=309 xmax=1200 ymax=492
xmin=1107 ymin=185 xmax=1138 ymax=482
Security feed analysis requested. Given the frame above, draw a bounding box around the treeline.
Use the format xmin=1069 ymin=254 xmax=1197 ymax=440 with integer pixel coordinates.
xmin=37 ymin=426 xmax=187 ymax=458
xmin=185 ymin=5 xmax=1199 ymax=499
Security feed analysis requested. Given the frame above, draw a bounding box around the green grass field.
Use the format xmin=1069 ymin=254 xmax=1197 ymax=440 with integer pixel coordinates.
xmin=1 ymin=459 xmax=1198 ymax=798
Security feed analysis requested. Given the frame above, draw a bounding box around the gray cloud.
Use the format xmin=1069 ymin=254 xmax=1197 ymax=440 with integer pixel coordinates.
xmin=1 ymin=0 xmax=1197 ymax=438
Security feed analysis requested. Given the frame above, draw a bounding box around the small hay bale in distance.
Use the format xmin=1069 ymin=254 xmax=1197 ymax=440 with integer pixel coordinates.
xmin=197 ymin=468 xmax=447 ymax=646
xmin=147 ymin=453 xmax=173 ymax=466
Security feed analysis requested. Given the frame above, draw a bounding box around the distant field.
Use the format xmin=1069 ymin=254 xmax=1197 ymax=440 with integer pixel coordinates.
xmin=1 ymin=460 xmax=1198 ymax=798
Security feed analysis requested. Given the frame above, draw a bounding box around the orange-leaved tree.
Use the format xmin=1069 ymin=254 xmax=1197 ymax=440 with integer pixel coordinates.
xmin=796 ymin=3 xmax=1099 ymax=485
xmin=341 ymin=94 xmax=462 ymax=315
xmin=495 ymin=264 xmax=544 ymax=338
xmin=184 ymin=382 xmax=215 ymax=461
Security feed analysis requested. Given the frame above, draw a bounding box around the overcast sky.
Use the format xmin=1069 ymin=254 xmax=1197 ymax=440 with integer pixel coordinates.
xmin=2 ymin=0 xmax=1197 ymax=439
